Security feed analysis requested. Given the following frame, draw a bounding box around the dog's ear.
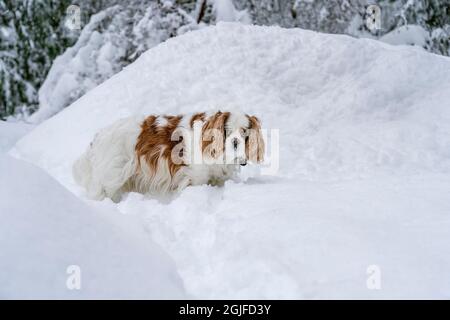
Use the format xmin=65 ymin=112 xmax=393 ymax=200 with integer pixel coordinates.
xmin=202 ymin=111 xmax=230 ymax=160
xmin=246 ymin=115 xmax=265 ymax=163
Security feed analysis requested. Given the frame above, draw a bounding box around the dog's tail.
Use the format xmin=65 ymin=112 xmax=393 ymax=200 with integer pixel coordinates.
xmin=72 ymin=147 xmax=107 ymax=200
xmin=72 ymin=149 xmax=92 ymax=190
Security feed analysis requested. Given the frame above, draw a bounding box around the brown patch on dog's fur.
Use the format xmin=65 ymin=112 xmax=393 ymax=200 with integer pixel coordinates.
xmin=135 ymin=115 xmax=184 ymax=177
xmin=201 ymin=111 xmax=230 ymax=159
xmin=246 ymin=115 xmax=265 ymax=163
xmin=190 ymin=112 xmax=206 ymax=128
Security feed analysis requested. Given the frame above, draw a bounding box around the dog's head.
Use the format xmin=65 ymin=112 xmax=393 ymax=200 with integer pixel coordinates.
xmin=201 ymin=111 xmax=264 ymax=166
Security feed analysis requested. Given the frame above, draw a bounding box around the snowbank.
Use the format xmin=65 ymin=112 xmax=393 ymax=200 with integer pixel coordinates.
xmin=0 ymin=122 xmax=185 ymax=299
xmin=11 ymin=23 xmax=450 ymax=298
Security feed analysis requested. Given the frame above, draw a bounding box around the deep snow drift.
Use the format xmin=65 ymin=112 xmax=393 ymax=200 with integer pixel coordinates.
xmin=10 ymin=23 xmax=450 ymax=298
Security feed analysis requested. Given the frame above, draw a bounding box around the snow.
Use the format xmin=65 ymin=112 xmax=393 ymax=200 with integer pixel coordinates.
xmin=0 ymin=121 xmax=185 ymax=299
xmin=9 ymin=23 xmax=450 ymax=298
xmin=28 ymin=7 xmax=127 ymax=123
xmin=380 ymin=25 xmax=430 ymax=49
xmin=213 ymin=0 xmax=251 ymax=24
xmin=121 ymin=176 xmax=450 ymax=299
xmin=0 ymin=121 xmax=33 ymax=153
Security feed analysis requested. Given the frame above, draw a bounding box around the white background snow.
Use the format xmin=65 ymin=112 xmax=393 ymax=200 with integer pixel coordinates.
xmin=3 ymin=23 xmax=450 ymax=298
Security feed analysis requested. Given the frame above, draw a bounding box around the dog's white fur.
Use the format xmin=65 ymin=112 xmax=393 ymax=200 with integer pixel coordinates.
xmin=73 ymin=111 xmax=263 ymax=202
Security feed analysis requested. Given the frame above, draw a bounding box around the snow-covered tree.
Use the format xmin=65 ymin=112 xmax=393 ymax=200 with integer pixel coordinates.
xmin=232 ymin=0 xmax=365 ymax=31
xmin=233 ymin=0 xmax=449 ymax=55
xmin=380 ymin=0 xmax=450 ymax=55
xmin=0 ymin=0 xmax=105 ymax=119
xmin=29 ymin=0 xmax=203 ymax=122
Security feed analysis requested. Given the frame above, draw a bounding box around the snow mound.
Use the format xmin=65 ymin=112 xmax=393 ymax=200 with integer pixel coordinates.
xmin=11 ymin=23 xmax=450 ymax=298
xmin=0 ymin=122 xmax=185 ymax=299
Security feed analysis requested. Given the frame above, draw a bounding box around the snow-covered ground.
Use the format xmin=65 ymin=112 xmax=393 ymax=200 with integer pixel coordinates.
xmin=6 ymin=23 xmax=450 ymax=298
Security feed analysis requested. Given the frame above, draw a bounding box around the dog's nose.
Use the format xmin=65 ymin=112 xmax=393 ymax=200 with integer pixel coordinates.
xmin=240 ymin=160 xmax=247 ymax=166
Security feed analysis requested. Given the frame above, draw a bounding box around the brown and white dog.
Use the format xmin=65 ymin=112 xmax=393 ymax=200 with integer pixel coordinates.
xmin=73 ymin=110 xmax=264 ymax=202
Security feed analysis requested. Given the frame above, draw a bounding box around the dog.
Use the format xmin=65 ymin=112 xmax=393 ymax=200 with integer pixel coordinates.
xmin=73 ymin=110 xmax=264 ymax=202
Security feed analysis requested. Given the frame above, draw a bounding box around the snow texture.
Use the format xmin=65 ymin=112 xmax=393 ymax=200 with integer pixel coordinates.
xmin=10 ymin=23 xmax=450 ymax=298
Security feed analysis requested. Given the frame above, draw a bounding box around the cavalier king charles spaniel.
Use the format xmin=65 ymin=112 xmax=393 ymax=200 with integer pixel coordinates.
xmin=73 ymin=110 xmax=264 ymax=202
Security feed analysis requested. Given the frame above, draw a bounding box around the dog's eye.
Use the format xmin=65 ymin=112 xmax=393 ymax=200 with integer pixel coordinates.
xmin=232 ymin=138 xmax=239 ymax=150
